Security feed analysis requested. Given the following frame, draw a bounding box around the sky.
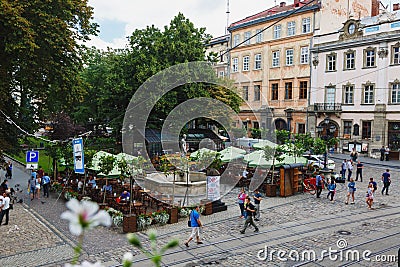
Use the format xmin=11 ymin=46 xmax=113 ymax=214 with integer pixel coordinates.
xmin=87 ymin=0 xmax=394 ymax=50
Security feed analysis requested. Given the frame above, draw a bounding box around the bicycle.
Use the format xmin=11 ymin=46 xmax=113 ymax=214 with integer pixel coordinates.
xmin=302 ymin=179 xmax=316 ymax=195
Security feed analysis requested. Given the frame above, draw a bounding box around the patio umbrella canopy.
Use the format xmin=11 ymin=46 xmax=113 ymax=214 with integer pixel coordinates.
xmin=219 ymin=146 xmax=246 ymax=163
xmin=252 ymin=139 xmax=277 ymax=149
xmin=220 ymin=146 xmax=246 ymax=155
xmin=244 ymin=151 xmax=307 ymax=168
xmin=89 ymin=151 xmax=114 ymax=171
xmin=189 ymin=147 xmax=217 ymax=158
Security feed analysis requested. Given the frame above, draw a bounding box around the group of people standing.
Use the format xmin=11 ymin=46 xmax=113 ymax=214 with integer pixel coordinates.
xmin=28 ymin=167 xmax=51 ymax=200
xmin=237 ymin=187 xmax=261 ymax=234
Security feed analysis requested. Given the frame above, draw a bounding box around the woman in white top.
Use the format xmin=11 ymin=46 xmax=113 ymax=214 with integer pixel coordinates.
xmin=35 ymin=177 xmax=41 ymax=199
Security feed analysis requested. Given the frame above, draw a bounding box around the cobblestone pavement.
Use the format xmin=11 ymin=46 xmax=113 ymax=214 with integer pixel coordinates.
xmin=1 ymin=155 xmax=399 ymax=267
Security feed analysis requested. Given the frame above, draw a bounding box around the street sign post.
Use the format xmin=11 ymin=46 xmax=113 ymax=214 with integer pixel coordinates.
xmin=72 ymin=138 xmax=85 ymax=174
xmin=26 ymin=151 xmax=39 ymax=163
xmin=26 ymin=164 xmax=38 ymax=170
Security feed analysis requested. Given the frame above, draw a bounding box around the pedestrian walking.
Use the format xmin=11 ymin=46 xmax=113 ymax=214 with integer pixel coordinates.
xmin=369 ymin=177 xmax=378 ymax=192
xmin=385 ymin=146 xmax=390 ymax=161
xmin=366 ymin=183 xmax=374 ymax=210
xmin=184 ymin=206 xmax=203 ymax=247
xmin=381 ymin=169 xmax=391 ymax=195
xmin=327 ymin=179 xmax=336 ymax=201
xmin=380 ymin=146 xmax=385 ymax=161
xmin=28 ymin=175 xmax=36 ymax=200
xmin=253 ymin=188 xmax=262 ymax=221
xmin=42 ymin=173 xmax=51 ymax=198
xmin=5 ymin=161 xmax=12 ymax=179
xmin=347 ymin=160 xmax=353 ymax=181
xmin=237 ymin=188 xmax=247 ymax=218
xmin=350 ymin=148 xmax=358 ymax=162
xmin=35 ymin=175 xmax=42 ymax=199
xmin=355 ymin=160 xmax=363 ymax=182
xmin=240 ymin=196 xmax=259 ymax=234
xmin=345 ymin=178 xmax=356 ymax=204
xmin=316 ymin=174 xmax=323 ymax=198
xmin=0 ymin=192 xmax=11 ymax=225
xmin=341 ymin=159 xmax=347 ymax=180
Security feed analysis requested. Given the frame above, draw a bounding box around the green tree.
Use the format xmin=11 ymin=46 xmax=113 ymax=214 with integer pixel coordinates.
xmin=0 ymin=0 xmax=98 ymax=134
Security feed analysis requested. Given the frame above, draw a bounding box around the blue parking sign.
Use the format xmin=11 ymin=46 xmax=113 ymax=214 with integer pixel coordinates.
xmin=26 ymin=151 xmax=39 ymax=163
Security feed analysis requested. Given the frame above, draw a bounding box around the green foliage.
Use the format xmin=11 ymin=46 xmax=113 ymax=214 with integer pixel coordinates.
xmin=98 ymin=155 xmax=116 ymax=176
xmin=127 ymin=230 xmax=178 ymax=267
xmin=275 ymin=130 xmax=290 ymax=144
xmin=251 ymin=128 xmax=261 ymax=139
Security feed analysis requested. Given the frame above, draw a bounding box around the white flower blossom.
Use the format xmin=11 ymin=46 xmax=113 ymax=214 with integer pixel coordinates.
xmin=65 ymin=260 xmax=104 ymax=267
xmin=122 ymin=252 xmax=134 ymax=267
xmin=61 ymin=199 xmax=111 ymax=236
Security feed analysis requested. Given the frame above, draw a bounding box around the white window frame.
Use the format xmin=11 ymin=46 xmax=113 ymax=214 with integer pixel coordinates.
xmin=232 ymin=57 xmax=238 ymax=72
xmin=345 ymin=51 xmax=355 ymax=70
xmin=244 ymin=31 xmax=251 ymax=45
xmin=392 ymin=45 xmax=400 ymax=65
xmin=391 ymin=82 xmax=400 ymax=103
xmin=286 ymin=49 xmax=294 ymax=66
xmin=243 ymin=86 xmax=249 ymax=100
xmin=219 ymin=71 xmax=225 ymax=78
xmin=364 ymin=48 xmax=376 ymax=68
xmin=272 ymin=51 xmax=280 ymax=67
xmin=363 ymin=84 xmax=374 ymax=104
xmin=254 ymin=54 xmax=262 ymax=70
xmin=327 ymin=53 xmax=336 ymax=71
xmin=343 ymin=84 xmax=354 ymax=104
xmin=243 ymin=56 xmax=250 ymax=71
xmin=273 ymin=24 xmax=282 ymax=39
xmin=300 ymin=47 xmax=309 ymax=64
xmin=254 ymin=85 xmax=261 ymax=101
xmin=256 ymin=29 xmax=263 ymax=43
xmin=287 ymin=21 xmax=296 ymax=36
xmin=302 ymin=17 xmax=311 ymax=33
xmin=233 ymin=34 xmax=240 ymax=46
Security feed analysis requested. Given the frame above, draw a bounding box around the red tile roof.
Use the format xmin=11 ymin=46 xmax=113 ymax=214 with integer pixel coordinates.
xmin=229 ymin=1 xmax=309 ymax=29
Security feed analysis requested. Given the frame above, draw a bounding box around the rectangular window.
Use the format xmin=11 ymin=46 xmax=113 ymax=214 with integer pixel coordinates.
xmin=233 ymin=34 xmax=240 ymax=46
xmin=345 ymin=52 xmax=355 ymax=69
xmin=272 ymin=51 xmax=280 ymax=67
xmin=244 ymin=31 xmax=251 ymax=45
xmin=343 ymin=85 xmax=354 ymax=104
xmin=393 ymin=46 xmax=400 ymax=65
xmin=256 ymin=29 xmax=263 ymax=43
xmin=365 ymin=49 xmax=376 ymax=67
xmin=254 ymin=54 xmax=262 ymax=70
xmin=232 ymin=57 xmax=238 ymax=72
xmin=299 ymin=81 xmax=307 ymax=99
xmin=286 ymin=49 xmax=294 ymax=66
xmin=243 ymin=86 xmax=248 ymax=100
xmin=274 ymin=24 xmax=281 ymax=39
xmin=253 ymin=121 xmax=259 ymax=129
xmin=392 ymin=83 xmax=400 ymax=103
xmin=343 ymin=121 xmax=352 ymax=136
xmin=218 ymin=71 xmax=224 ymax=78
xmin=287 ymin=21 xmax=296 ymax=36
xmin=300 ymin=47 xmax=309 ymax=64
xmin=254 ymin=85 xmax=261 ymax=101
xmin=327 ymin=54 xmax=336 ymax=71
xmin=302 ymin=17 xmax=311 ymax=33
xmin=243 ymin=56 xmax=249 ymax=71
xmin=362 ymin=121 xmax=372 ymax=139
xmin=298 ymin=123 xmax=305 ymax=134
xmin=271 ymin=83 xmax=279 ymax=100
xmin=285 ymin=82 xmax=293 ymax=99
xmin=363 ymin=84 xmax=374 ymax=104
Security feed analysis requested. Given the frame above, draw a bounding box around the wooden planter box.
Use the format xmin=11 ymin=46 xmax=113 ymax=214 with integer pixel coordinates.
xmin=167 ymin=207 xmax=178 ymax=224
xmin=123 ymin=214 xmax=137 ymax=233
xmin=265 ymin=184 xmax=277 ymax=197
xmin=200 ymin=200 xmax=213 ymax=216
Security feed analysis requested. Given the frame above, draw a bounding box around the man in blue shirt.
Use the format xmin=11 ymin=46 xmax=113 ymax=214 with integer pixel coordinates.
xmin=42 ymin=173 xmax=51 ymax=198
xmin=316 ymin=174 xmax=323 ymax=198
xmin=381 ymin=169 xmax=391 ymax=195
xmin=253 ymin=189 xmax=262 ymax=221
xmin=184 ymin=206 xmax=203 ymax=247
xmin=120 ymin=190 xmax=130 ymax=201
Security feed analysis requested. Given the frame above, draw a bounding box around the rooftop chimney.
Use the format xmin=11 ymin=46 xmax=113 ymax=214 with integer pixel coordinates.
xmin=294 ymin=0 xmax=300 ymax=7
xmin=371 ymin=0 xmax=379 ymax=16
xmin=394 ymin=3 xmax=400 ymax=11
xmin=280 ymin=2 xmax=286 ymax=7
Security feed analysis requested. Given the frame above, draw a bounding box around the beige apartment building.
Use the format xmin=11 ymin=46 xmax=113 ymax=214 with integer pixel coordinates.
xmin=226 ymin=0 xmax=376 ymax=136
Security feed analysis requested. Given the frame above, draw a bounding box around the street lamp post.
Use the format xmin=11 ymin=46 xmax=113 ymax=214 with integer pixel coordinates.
xmin=317 ymin=117 xmax=336 ymax=172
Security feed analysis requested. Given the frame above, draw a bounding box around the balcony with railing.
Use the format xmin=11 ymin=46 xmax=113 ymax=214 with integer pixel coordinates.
xmin=314 ymin=103 xmax=342 ymax=112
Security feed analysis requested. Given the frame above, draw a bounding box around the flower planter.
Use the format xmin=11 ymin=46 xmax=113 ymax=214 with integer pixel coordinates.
xmin=123 ymin=214 xmax=137 ymax=233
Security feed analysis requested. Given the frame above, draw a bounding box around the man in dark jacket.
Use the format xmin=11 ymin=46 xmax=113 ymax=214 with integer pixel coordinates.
xmin=240 ymin=196 xmax=259 ymax=234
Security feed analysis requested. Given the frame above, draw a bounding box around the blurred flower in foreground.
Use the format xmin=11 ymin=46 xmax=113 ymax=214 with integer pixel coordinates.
xmin=61 ymin=198 xmax=111 ymax=236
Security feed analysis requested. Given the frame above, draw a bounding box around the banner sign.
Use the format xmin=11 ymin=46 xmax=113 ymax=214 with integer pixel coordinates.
xmin=206 ymin=176 xmax=221 ymax=201
xmin=72 ymin=138 xmax=85 ymax=174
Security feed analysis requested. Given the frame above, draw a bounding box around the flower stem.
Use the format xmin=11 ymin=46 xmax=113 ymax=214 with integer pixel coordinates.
xmin=72 ymin=233 xmax=84 ymax=264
